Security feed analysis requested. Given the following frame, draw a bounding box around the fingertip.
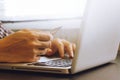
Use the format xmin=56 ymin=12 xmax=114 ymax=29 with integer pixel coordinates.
xmin=72 ymin=43 xmax=76 ymax=52
xmin=45 ymin=48 xmax=54 ymax=56
xmin=69 ymin=51 xmax=74 ymax=58
xmin=60 ymin=55 xmax=65 ymax=59
xmin=69 ymin=54 xmax=74 ymax=59
xmin=33 ymin=56 xmax=40 ymax=62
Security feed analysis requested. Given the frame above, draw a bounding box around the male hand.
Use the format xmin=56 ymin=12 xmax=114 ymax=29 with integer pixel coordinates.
xmin=46 ymin=38 xmax=76 ymax=58
xmin=0 ymin=29 xmax=53 ymax=62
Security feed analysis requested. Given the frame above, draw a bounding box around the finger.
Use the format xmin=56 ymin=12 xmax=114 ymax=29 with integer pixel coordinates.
xmin=33 ymin=48 xmax=47 ymax=56
xmin=52 ymin=38 xmax=65 ymax=58
xmin=33 ymin=56 xmax=40 ymax=62
xmin=45 ymin=48 xmax=57 ymax=56
xmin=33 ymin=40 xmax=51 ymax=49
xmin=29 ymin=56 xmax=40 ymax=62
xmin=37 ymin=31 xmax=53 ymax=41
xmin=72 ymin=43 xmax=76 ymax=53
xmin=20 ymin=29 xmax=53 ymax=41
xmin=66 ymin=44 xmax=74 ymax=58
xmin=28 ymin=53 xmax=40 ymax=62
xmin=62 ymin=39 xmax=74 ymax=58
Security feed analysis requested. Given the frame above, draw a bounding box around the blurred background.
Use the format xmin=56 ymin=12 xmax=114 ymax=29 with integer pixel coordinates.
xmin=0 ymin=0 xmax=119 ymax=52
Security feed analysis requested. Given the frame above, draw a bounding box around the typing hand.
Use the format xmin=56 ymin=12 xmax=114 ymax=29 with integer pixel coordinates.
xmin=46 ymin=38 xmax=76 ymax=58
xmin=0 ymin=29 xmax=53 ymax=62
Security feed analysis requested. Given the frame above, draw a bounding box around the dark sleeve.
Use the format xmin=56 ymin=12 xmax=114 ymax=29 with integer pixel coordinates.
xmin=0 ymin=24 xmax=13 ymax=39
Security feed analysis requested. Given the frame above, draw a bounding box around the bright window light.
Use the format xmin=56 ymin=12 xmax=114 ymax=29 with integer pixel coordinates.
xmin=4 ymin=0 xmax=87 ymax=20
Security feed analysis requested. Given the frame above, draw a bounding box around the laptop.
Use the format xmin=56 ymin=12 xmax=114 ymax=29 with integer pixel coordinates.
xmin=0 ymin=0 xmax=120 ymax=74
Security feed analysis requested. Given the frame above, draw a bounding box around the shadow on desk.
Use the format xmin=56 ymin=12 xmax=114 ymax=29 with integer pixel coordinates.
xmin=0 ymin=62 xmax=120 ymax=80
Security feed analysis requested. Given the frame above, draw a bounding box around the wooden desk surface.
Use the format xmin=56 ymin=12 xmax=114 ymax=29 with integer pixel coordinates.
xmin=0 ymin=53 xmax=120 ymax=80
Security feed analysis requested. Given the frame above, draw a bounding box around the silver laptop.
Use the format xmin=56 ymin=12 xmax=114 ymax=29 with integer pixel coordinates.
xmin=0 ymin=0 xmax=120 ymax=74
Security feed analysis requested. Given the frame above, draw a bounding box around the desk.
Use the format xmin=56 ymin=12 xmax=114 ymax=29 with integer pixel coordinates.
xmin=0 ymin=54 xmax=120 ymax=80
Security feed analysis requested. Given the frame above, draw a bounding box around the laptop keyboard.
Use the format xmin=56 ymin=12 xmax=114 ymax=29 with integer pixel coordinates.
xmin=31 ymin=58 xmax=72 ymax=67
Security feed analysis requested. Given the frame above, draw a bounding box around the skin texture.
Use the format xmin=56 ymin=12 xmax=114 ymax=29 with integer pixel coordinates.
xmin=46 ymin=38 xmax=76 ymax=58
xmin=0 ymin=29 xmax=76 ymax=62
